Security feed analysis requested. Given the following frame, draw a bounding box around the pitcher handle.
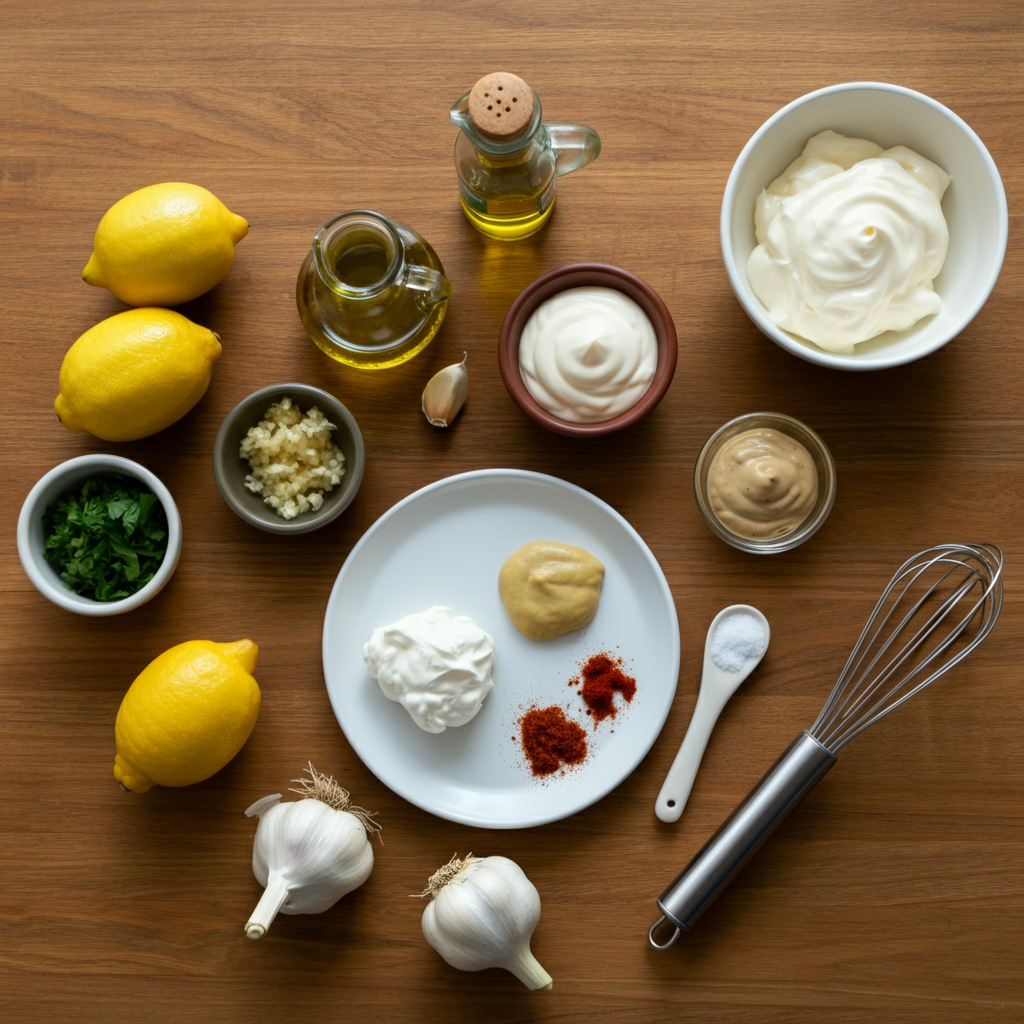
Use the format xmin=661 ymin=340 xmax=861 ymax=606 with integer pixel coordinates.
xmin=406 ymin=264 xmax=452 ymax=308
xmin=546 ymin=124 xmax=602 ymax=177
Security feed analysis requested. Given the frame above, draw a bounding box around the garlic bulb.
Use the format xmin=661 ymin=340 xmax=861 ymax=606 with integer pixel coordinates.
xmin=244 ymin=764 xmax=379 ymax=939
xmin=417 ymin=854 xmax=552 ymax=990
xmin=422 ymin=353 xmax=468 ymax=427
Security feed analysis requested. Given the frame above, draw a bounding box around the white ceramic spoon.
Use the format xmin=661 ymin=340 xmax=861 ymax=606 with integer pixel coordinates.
xmin=655 ymin=604 xmax=770 ymax=823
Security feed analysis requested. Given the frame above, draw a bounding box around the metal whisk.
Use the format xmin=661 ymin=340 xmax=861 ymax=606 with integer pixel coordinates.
xmin=649 ymin=543 xmax=1004 ymax=950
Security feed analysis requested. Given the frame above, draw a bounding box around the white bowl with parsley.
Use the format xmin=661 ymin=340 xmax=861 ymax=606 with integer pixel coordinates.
xmin=17 ymin=455 xmax=182 ymax=616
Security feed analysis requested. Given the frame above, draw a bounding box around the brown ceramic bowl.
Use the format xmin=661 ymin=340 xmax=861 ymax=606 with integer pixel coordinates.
xmin=498 ymin=264 xmax=678 ymax=437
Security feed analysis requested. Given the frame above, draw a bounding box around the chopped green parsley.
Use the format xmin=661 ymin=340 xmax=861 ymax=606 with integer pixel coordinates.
xmin=43 ymin=474 xmax=169 ymax=602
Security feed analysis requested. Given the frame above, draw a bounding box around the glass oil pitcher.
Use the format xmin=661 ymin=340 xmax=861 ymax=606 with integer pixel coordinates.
xmin=296 ymin=210 xmax=451 ymax=369
xmin=450 ymin=72 xmax=601 ymax=241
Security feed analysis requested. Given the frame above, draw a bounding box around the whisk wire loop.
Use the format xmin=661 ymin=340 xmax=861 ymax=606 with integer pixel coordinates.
xmin=819 ymin=553 xmax=976 ymax=725
xmin=810 ymin=544 xmax=1003 ymax=753
xmin=825 ymin=564 xmax=985 ymax=738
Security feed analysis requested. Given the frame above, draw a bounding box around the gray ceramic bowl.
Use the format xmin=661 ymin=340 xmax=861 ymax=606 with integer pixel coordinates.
xmin=214 ymin=383 xmax=365 ymax=534
xmin=17 ymin=454 xmax=182 ymax=615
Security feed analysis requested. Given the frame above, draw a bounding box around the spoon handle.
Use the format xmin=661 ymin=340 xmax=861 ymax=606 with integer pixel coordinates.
xmin=655 ymin=688 xmax=727 ymax=822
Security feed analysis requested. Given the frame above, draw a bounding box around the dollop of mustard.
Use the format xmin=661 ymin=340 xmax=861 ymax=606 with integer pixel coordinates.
xmin=498 ymin=541 xmax=605 ymax=641
xmin=708 ymin=428 xmax=818 ymax=539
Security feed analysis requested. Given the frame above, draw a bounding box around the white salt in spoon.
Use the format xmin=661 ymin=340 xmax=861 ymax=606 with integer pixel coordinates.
xmin=655 ymin=605 xmax=770 ymax=823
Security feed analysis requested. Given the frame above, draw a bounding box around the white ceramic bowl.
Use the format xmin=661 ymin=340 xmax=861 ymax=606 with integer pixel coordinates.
xmin=17 ymin=454 xmax=182 ymax=616
xmin=721 ymin=82 xmax=1008 ymax=370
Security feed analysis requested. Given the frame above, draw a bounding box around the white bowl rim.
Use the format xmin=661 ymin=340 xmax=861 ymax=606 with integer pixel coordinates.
xmin=17 ymin=454 xmax=183 ymax=616
xmin=720 ymin=80 xmax=1009 ymax=371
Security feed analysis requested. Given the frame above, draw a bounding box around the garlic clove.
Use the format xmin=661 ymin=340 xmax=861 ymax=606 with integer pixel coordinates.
xmin=422 ymin=353 xmax=468 ymax=427
xmin=245 ymin=793 xmax=282 ymax=817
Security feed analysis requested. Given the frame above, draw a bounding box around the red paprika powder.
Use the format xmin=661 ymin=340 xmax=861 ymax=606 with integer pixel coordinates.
xmin=519 ymin=706 xmax=588 ymax=776
xmin=578 ymin=652 xmax=636 ymax=724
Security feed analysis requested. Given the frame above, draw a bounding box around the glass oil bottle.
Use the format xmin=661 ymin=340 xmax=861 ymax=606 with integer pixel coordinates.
xmin=450 ymin=72 xmax=601 ymax=241
xmin=296 ymin=210 xmax=451 ymax=370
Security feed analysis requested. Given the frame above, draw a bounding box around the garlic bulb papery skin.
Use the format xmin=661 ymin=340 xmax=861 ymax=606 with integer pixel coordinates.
xmin=418 ymin=854 xmax=553 ymax=990
xmin=244 ymin=764 xmax=379 ymax=940
xmin=422 ymin=353 xmax=468 ymax=427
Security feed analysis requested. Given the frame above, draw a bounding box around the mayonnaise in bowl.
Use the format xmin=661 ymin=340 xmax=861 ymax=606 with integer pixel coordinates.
xmin=518 ymin=286 xmax=658 ymax=423
xmin=748 ymin=130 xmax=951 ymax=353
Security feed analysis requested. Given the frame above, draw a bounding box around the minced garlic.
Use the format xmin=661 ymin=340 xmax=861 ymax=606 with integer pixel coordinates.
xmin=240 ymin=397 xmax=345 ymax=519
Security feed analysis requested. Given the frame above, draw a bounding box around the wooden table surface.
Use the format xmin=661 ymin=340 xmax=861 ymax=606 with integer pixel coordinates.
xmin=2 ymin=2 xmax=1021 ymax=1021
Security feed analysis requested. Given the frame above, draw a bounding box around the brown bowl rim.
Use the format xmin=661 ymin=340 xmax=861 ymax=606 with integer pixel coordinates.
xmin=498 ymin=263 xmax=678 ymax=437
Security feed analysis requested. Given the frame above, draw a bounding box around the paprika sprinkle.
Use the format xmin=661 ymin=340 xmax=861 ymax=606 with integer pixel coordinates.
xmin=519 ymin=706 xmax=588 ymax=776
xmin=578 ymin=652 xmax=636 ymax=724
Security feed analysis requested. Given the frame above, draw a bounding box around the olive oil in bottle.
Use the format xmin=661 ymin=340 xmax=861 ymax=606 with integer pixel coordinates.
xmin=331 ymin=232 xmax=393 ymax=288
xmin=449 ymin=72 xmax=600 ymax=241
xmin=296 ymin=211 xmax=451 ymax=370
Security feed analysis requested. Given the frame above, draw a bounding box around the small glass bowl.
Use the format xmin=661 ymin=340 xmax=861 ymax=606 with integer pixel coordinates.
xmin=694 ymin=412 xmax=836 ymax=554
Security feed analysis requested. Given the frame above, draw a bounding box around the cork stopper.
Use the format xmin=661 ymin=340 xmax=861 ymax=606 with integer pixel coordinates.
xmin=468 ymin=72 xmax=534 ymax=139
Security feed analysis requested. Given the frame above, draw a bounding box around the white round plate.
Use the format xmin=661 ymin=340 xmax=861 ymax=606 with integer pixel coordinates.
xmin=322 ymin=469 xmax=680 ymax=829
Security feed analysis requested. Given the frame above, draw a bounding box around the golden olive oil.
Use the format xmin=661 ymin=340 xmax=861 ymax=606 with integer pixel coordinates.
xmin=296 ymin=212 xmax=450 ymax=370
xmin=459 ymin=195 xmax=556 ymax=241
xmin=331 ymin=233 xmax=392 ymax=289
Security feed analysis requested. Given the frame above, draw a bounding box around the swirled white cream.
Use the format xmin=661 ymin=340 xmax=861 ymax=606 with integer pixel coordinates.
xmin=747 ymin=130 xmax=951 ymax=353
xmin=362 ymin=606 xmax=495 ymax=734
xmin=519 ymin=286 xmax=658 ymax=422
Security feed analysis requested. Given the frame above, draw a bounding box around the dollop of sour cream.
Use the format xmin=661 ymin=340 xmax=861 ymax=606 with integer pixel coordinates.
xmin=519 ymin=286 xmax=658 ymax=423
xmin=362 ymin=606 xmax=495 ymax=734
xmin=747 ymin=130 xmax=951 ymax=353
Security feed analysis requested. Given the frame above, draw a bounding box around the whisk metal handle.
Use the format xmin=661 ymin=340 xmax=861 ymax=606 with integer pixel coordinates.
xmin=649 ymin=730 xmax=836 ymax=949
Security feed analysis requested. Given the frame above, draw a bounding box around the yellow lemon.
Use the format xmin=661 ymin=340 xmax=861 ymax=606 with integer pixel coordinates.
xmin=114 ymin=640 xmax=261 ymax=793
xmin=55 ymin=307 xmax=221 ymax=441
xmin=82 ymin=182 xmax=249 ymax=307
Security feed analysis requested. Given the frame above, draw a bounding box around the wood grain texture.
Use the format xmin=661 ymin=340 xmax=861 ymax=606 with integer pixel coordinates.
xmin=1 ymin=1 xmax=1021 ymax=1021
